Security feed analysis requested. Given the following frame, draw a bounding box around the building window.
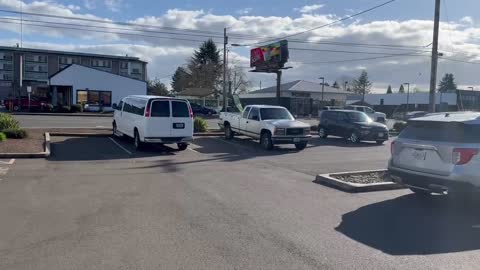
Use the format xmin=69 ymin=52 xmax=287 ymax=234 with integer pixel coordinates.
xmin=0 ymin=63 xmax=12 ymax=71
xmin=76 ymin=90 xmax=112 ymax=106
xmin=0 ymin=52 xmax=13 ymax=61
xmin=92 ymin=59 xmax=111 ymax=68
xmin=120 ymin=62 xmax=128 ymax=69
xmin=25 ymin=54 xmax=48 ymax=63
xmin=59 ymin=56 xmax=79 ymax=67
xmin=0 ymin=72 xmax=13 ymax=81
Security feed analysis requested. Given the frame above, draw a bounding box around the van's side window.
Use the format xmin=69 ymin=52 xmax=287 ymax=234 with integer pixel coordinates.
xmin=123 ymin=99 xmax=132 ymax=113
xmin=151 ymin=100 xmax=170 ymax=117
xmin=172 ymin=101 xmax=189 ymax=117
xmin=132 ymin=99 xmax=146 ymax=115
xmin=118 ymin=100 xmax=124 ymax=111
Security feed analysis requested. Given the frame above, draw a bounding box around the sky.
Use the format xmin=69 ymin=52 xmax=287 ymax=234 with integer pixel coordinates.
xmin=1 ymin=0 xmax=480 ymax=92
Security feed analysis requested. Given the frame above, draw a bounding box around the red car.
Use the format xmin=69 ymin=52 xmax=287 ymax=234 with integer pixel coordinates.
xmin=4 ymin=96 xmax=48 ymax=111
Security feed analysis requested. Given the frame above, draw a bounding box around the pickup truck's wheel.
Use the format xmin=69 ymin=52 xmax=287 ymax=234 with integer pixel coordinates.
xmin=295 ymin=142 xmax=308 ymax=150
xmin=347 ymin=131 xmax=360 ymax=144
xmin=177 ymin=143 xmax=188 ymax=151
xmin=225 ymin=124 xmax=234 ymax=140
xmin=318 ymin=126 xmax=328 ymax=138
xmin=260 ymin=132 xmax=273 ymax=150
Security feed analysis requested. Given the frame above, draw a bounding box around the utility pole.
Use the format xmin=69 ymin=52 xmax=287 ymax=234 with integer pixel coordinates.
xmin=344 ymin=81 xmax=348 ymax=92
xmin=429 ymin=0 xmax=441 ymax=113
xmin=404 ymin=83 xmax=410 ymax=112
xmin=319 ymin=77 xmax=325 ymax=103
xmin=276 ymin=71 xmax=282 ymax=106
xmin=223 ymin=27 xmax=228 ymax=112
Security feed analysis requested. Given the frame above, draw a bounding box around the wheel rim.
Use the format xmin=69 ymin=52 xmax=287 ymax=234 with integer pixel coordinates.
xmin=319 ymin=128 xmax=325 ymax=137
xmin=225 ymin=127 xmax=231 ymax=137
xmin=262 ymin=135 xmax=269 ymax=148
xmin=350 ymin=133 xmax=358 ymax=143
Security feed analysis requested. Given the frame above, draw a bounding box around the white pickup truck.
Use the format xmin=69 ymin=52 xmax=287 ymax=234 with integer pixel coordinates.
xmin=219 ymin=105 xmax=312 ymax=150
xmin=345 ymin=105 xmax=387 ymax=123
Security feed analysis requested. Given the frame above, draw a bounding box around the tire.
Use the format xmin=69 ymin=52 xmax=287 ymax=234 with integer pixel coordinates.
xmin=347 ymin=131 xmax=360 ymax=144
xmin=318 ymin=126 xmax=328 ymax=138
xmin=177 ymin=143 xmax=188 ymax=151
xmin=134 ymin=129 xmax=144 ymax=151
xmin=295 ymin=142 xmax=308 ymax=150
xmin=112 ymin=122 xmax=118 ymax=137
xmin=376 ymin=140 xmax=385 ymax=145
xmin=260 ymin=131 xmax=274 ymax=150
xmin=225 ymin=124 xmax=234 ymax=140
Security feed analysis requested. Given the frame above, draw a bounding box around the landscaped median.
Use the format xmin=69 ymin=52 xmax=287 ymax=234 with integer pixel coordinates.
xmin=314 ymin=169 xmax=404 ymax=193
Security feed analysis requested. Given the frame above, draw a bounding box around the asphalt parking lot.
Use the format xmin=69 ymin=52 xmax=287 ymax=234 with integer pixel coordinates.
xmin=1 ymin=135 xmax=480 ymax=269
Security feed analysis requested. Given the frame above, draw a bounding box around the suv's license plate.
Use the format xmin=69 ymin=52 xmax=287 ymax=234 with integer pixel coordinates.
xmin=293 ymin=138 xmax=302 ymax=143
xmin=378 ymin=132 xmax=384 ymax=137
xmin=173 ymin=123 xmax=185 ymax=129
xmin=412 ymin=150 xmax=427 ymax=160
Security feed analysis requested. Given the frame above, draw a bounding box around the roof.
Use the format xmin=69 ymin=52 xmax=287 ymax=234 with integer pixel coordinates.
xmin=49 ymin=64 xmax=145 ymax=82
xmin=346 ymin=92 xmax=457 ymax=106
xmin=411 ymin=111 xmax=480 ymax=124
xmin=250 ymin=80 xmax=348 ymax=94
xmin=0 ymin=45 xmax=147 ymax=63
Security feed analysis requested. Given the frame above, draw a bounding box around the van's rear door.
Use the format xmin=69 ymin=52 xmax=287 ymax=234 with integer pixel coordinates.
xmin=146 ymin=99 xmax=171 ymax=137
xmin=171 ymin=100 xmax=193 ymax=138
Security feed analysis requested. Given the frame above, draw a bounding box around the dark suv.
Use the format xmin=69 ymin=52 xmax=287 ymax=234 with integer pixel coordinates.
xmin=318 ymin=110 xmax=389 ymax=144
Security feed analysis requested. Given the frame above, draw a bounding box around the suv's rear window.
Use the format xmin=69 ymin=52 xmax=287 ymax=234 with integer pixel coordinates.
xmin=172 ymin=101 xmax=189 ymax=117
xmin=400 ymin=121 xmax=480 ymax=143
xmin=151 ymin=100 xmax=170 ymax=117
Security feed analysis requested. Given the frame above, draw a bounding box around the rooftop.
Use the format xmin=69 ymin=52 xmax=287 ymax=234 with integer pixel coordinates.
xmin=250 ymin=80 xmax=348 ymax=94
xmin=0 ymin=45 xmax=147 ymax=63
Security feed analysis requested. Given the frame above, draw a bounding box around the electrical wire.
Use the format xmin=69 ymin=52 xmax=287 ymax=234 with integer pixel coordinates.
xmin=289 ymin=47 xmax=431 ymax=56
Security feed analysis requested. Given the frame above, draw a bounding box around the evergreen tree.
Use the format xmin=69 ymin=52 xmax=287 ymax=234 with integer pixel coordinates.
xmin=438 ymin=73 xmax=457 ymax=92
xmin=171 ymin=67 xmax=191 ymax=93
xmin=399 ymin=84 xmax=405 ymax=93
xmin=352 ymin=70 xmax=372 ymax=95
xmin=332 ymin=81 xmax=340 ymax=88
xmin=147 ymin=79 xmax=169 ymax=96
xmin=386 ymin=85 xmax=393 ymax=94
xmin=187 ymin=39 xmax=222 ymax=90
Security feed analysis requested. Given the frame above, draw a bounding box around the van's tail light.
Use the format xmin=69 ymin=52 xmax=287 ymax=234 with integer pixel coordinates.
xmin=452 ymin=148 xmax=479 ymax=165
xmin=189 ymin=105 xmax=193 ymax=118
xmin=144 ymin=105 xmax=151 ymax=117
xmin=390 ymin=141 xmax=396 ymax=155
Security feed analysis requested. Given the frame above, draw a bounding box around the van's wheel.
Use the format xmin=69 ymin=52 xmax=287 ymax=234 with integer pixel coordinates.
xmin=112 ymin=122 xmax=118 ymax=137
xmin=260 ymin=131 xmax=273 ymax=150
xmin=295 ymin=142 xmax=308 ymax=151
xmin=318 ymin=126 xmax=328 ymax=138
xmin=347 ymin=131 xmax=360 ymax=144
xmin=177 ymin=143 xmax=188 ymax=151
xmin=225 ymin=124 xmax=234 ymax=140
xmin=134 ymin=129 xmax=144 ymax=150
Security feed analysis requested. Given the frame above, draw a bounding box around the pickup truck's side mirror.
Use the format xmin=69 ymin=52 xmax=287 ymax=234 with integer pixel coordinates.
xmin=112 ymin=103 xmax=118 ymax=110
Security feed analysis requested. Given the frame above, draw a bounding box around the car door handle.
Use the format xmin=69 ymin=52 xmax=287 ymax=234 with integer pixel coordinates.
xmin=246 ymin=121 xmax=249 ymax=123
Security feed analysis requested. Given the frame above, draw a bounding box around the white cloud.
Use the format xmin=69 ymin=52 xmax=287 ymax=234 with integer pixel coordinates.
xmin=460 ymin=16 xmax=474 ymax=25
xmin=84 ymin=0 xmax=95 ymax=10
xmin=104 ymin=0 xmax=122 ymax=12
xmin=236 ymin=8 xmax=252 ymax=15
xmin=67 ymin=4 xmax=81 ymax=11
xmin=295 ymin=4 xmax=325 ymax=14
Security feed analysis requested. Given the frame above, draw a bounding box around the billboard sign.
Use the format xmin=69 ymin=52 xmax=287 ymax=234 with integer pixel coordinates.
xmin=250 ymin=40 xmax=289 ymax=70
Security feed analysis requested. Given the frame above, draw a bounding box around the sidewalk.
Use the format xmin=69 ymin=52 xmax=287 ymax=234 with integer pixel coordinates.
xmin=11 ymin=112 xmax=113 ymax=117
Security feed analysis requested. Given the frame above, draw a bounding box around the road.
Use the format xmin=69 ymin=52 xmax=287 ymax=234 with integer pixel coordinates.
xmin=1 ymin=135 xmax=479 ymax=269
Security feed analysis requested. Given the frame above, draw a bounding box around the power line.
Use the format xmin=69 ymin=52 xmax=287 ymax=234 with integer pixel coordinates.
xmin=289 ymin=47 xmax=431 ymax=56
xmin=299 ymin=52 xmax=430 ymax=65
xmin=247 ymin=0 xmax=396 ymax=45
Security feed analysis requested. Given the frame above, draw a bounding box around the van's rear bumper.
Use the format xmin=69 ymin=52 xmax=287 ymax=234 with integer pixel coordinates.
xmin=144 ymin=136 xmax=193 ymax=143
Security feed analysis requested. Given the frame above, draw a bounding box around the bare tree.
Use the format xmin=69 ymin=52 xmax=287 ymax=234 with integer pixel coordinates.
xmin=228 ymin=64 xmax=251 ymax=95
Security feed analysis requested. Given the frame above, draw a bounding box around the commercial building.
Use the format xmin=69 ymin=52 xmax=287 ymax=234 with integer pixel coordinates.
xmin=239 ymin=80 xmax=348 ymax=116
xmin=0 ymin=45 xmax=147 ymax=103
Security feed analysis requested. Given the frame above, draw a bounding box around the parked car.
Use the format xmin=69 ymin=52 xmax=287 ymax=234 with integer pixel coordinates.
xmin=318 ymin=110 xmax=389 ymax=144
xmin=112 ymin=95 xmax=194 ymax=151
xmin=4 ymin=96 xmax=48 ymax=111
xmin=190 ymin=103 xmax=217 ymax=115
xmin=321 ymin=106 xmax=343 ymax=111
xmin=344 ymin=105 xmax=387 ymax=123
xmin=403 ymin=111 xmax=428 ymax=120
xmin=388 ymin=112 xmax=480 ymax=196
xmin=220 ymin=105 xmax=312 ymax=150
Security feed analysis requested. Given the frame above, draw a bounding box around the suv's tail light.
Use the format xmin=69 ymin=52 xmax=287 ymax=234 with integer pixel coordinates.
xmin=188 ymin=105 xmax=193 ymax=118
xmin=452 ymin=148 xmax=479 ymax=165
xmin=390 ymin=141 xmax=396 ymax=155
xmin=144 ymin=105 xmax=151 ymax=117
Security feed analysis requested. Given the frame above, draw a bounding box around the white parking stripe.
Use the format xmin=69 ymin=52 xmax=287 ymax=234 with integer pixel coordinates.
xmin=188 ymin=148 xmax=200 ymax=154
xmin=0 ymin=159 xmax=15 ymax=165
xmin=108 ymin=137 xmax=133 ymax=155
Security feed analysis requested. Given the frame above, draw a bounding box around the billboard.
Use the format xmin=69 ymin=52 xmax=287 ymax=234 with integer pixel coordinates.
xmin=250 ymin=40 xmax=289 ymax=70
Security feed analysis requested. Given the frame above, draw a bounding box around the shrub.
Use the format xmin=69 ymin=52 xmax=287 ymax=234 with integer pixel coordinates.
xmin=194 ymin=117 xmax=208 ymax=133
xmin=70 ymin=104 xmax=82 ymax=113
xmin=0 ymin=113 xmax=19 ymax=130
xmin=57 ymin=105 xmax=71 ymax=113
xmin=43 ymin=103 xmax=54 ymax=112
xmin=3 ymin=128 xmax=28 ymax=139
xmin=393 ymin=121 xmax=408 ymax=132
xmin=0 ymin=132 xmax=6 ymax=142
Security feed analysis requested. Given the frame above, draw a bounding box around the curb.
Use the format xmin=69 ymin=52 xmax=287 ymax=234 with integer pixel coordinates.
xmin=0 ymin=132 xmax=50 ymax=158
xmin=12 ymin=112 xmax=113 ymax=117
xmin=314 ymin=169 xmax=404 ymax=193
xmin=194 ymin=132 xmax=223 ymax=137
xmin=49 ymin=132 xmax=111 ymax=137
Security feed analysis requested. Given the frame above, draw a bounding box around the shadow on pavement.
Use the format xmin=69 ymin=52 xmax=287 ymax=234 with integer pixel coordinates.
xmin=49 ymin=136 xmax=177 ymax=161
xmin=336 ymin=194 xmax=480 ymax=255
xmin=307 ymin=136 xmax=388 ymax=148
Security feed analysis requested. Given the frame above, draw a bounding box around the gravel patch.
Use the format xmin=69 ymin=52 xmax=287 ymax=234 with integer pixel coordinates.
xmin=0 ymin=129 xmax=44 ymax=153
xmin=334 ymin=171 xmax=388 ymax=184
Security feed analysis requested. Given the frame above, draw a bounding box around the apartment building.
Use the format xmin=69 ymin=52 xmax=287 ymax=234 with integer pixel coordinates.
xmin=0 ymin=46 xmax=147 ymax=100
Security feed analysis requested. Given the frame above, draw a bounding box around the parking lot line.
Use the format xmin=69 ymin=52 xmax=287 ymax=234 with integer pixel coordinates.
xmin=188 ymin=148 xmax=200 ymax=154
xmin=108 ymin=137 xmax=133 ymax=155
xmin=0 ymin=159 xmax=15 ymax=165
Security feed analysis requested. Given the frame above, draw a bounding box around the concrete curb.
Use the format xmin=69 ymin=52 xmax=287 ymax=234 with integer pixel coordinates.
xmin=314 ymin=169 xmax=404 ymax=193
xmin=194 ymin=132 xmax=223 ymax=137
xmin=12 ymin=112 xmax=113 ymax=117
xmin=49 ymin=132 xmax=111 ymax=137
xmin=0 ymin=132 xmax=50 ymax=158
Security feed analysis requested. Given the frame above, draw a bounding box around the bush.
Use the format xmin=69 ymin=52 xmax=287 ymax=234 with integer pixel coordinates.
xmin=43 ymin=104 xmax=54 ymax=112
xmin=393 ymin=121 xmax=408 ymax=132
xmin=0 ymin=132 xmax=6 ymax=142
xmin=0 ymin=113 xmax=19 ymax=130
xmin=56 ymin=105 xmax=71 ymax=113
xmin=70 ymin=104 xmax=82 ymax=113
xmin=3 ymin=128 xmax=28 ymax=139
xmin=194 ymin=117 xmax=208 ymax=132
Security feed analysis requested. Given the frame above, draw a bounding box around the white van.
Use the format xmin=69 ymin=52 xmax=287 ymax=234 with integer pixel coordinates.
xmin=112 ymin=95 xmax=194 ymax=151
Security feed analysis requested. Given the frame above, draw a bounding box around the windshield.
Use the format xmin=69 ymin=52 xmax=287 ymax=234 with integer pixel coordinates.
xmin=347 ymin=111 xmax=372 ymax=122
xmin=260 ymin=108 xmax=294 ymax=120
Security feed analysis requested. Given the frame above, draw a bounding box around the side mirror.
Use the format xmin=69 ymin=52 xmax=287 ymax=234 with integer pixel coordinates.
xmin=112 ymin=103 xmax=118 ymax=110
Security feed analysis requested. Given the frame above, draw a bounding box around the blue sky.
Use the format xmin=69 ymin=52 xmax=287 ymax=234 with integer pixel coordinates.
xmin=1 ymin=0 xmax=480 ymax=91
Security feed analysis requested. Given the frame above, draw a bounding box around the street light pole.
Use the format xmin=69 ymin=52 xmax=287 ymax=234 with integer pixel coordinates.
xmin=223 ymin=27 xmax=228 ymax=112
xmin=429 ymin=0 xmax=441 ymax=113
xmin=319 ymin=77 xmax=325 ymax=102
xmin=404 ymin=83 xmax=410 ymax=112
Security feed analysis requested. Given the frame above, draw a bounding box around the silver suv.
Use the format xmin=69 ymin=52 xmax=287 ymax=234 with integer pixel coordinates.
xmin=388 ymin=112 xmax=480 ymax=195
